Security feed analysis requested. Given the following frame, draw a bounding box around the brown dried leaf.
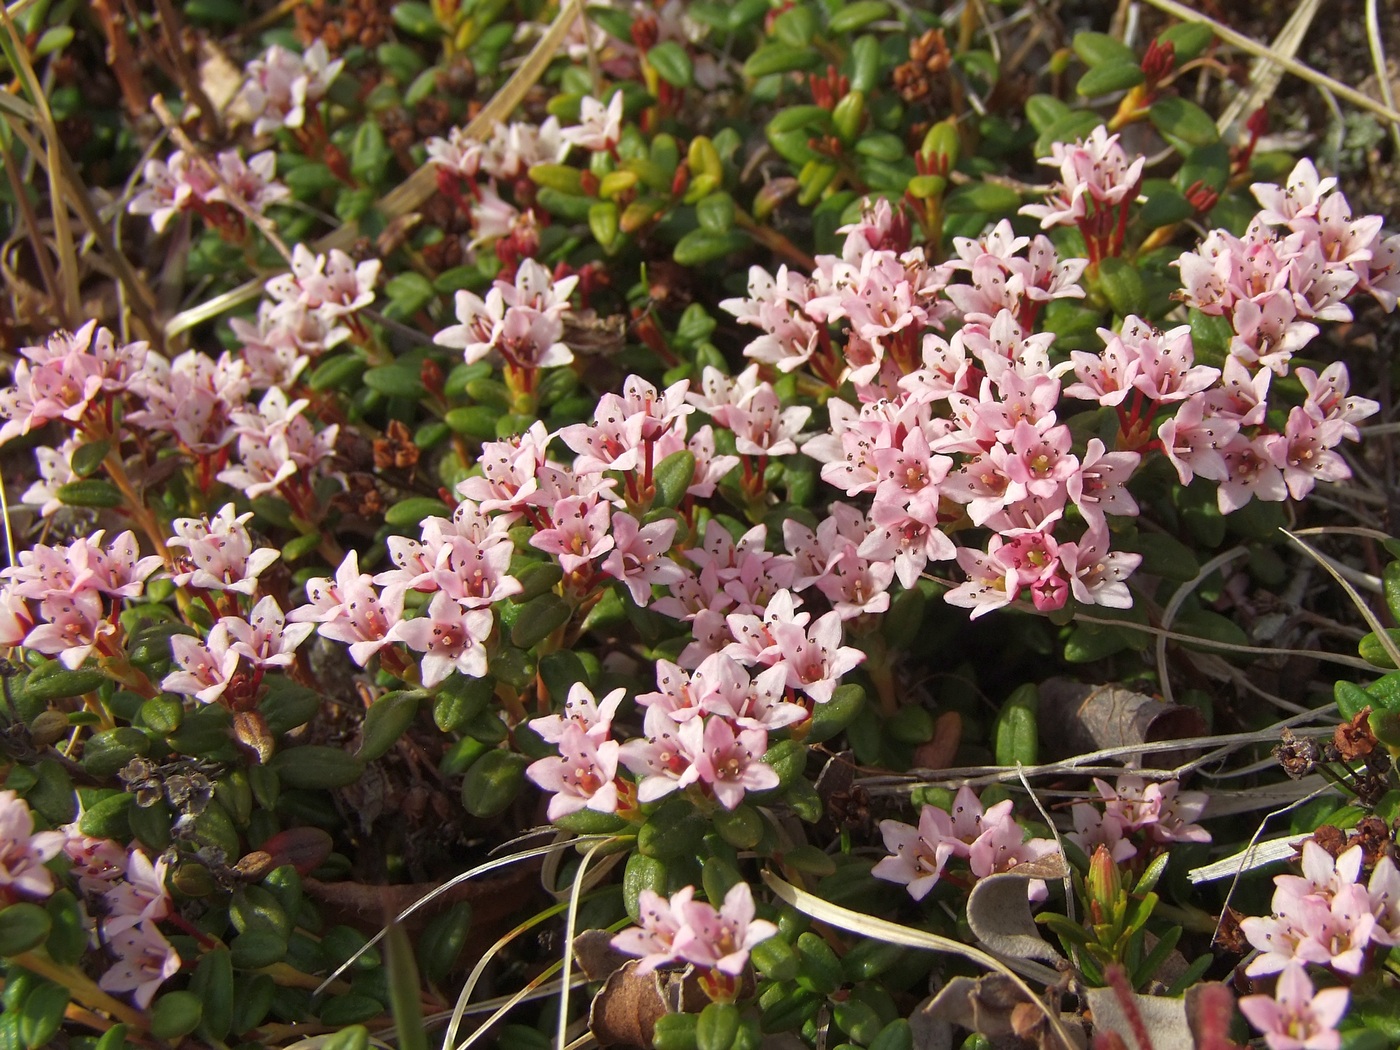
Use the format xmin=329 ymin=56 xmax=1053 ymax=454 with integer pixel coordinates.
xmin=587 ymin=962 xmax=707 ymax=1049
xmin=913 ymin=974 xmax=1086 ymax=1050
xmin=1038 ymin=679 xmax=1205 ymax=767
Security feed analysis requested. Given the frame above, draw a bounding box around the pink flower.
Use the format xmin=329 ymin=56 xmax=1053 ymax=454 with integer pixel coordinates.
xmin=103 ymin=850 xmax=172 ymax=935
xmin=1020 ymin=126 xmax=1144 ymax=230
xmin=389 ymin=591 xmax=494 ymax=686
xmin=168 ymin=504 xmax=281 ymax=595
xmin=289 ymin=551 xmax=403 ymax=667
xmin=221 ymin=596 xmax=316 ymax=671
xmin=162 ymin=632 xmax=240 ymax=704
xmin=529 ymin=496 xmax=615 ymax=574
xmin=673 ymin=882 xmax=777 ymax=975
xmin=241 ymin=39 xmax=343 ymax=135
xmin=99 ymin=922 xmax=182 ymax=1008
xmin=530 ymin=682 xmax=626 ymax=744
xmin=769 ymin=610 xmax=865 ymax=705
xmin=561 ymin=92 xmax=624 ymax=153
xmin=618 ymin=707 xmax=704 ymax=802
xmin=694 ymin=716 xmax=779 ymax=810
xmin=435 ymin=259 xmax=577 ymax=369
xmin=873 ymin=807 xmax=957 ymax=901
xmin=1239 ymin=965 xmax=1348 ymax=1050
xmin=611 ymin=887 xmax=695 ymax=973
xmin=266 ymin=245 xmax=379 ymax=322
xmin=526 ymin=724 xmax=621 ymax=820
xmin=601 ymin=513 xmax=685 ymax=606
xmin=0 ymin=790 xmax=66 ymax=899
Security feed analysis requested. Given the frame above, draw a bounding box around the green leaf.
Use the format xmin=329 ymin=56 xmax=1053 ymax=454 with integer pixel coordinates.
xmin=391 ymin=1 xmax=443 ymax=38
xmin=848 ymin=33 xmax=882 ymax=93
xmin=1360 ymin=630 xmax=1400 ymax=669
xmin=0 ymin=903 xmax=50 ymax=956
xmin=308 ymin=352 xmax=366 ymax=391
xmin=652 ymin=450 xmax=696 ymax=508
xmin=1149 ymin=96 xmax=1220 ymax=150
xmin=1073 ymin=31 xmax=1137 ymax=67
xmin=696 ymin=1003 xmax=740 ymax=1050
xmin=82 ymin=727 xmax=150 ymax=778
xmin=56 ymin=480 xmax=123 ymax=508
xmin=696 ymin=192 xmax=736 ymax=232
xmin=351 ymin=122 xmax=390 ymax=186
xmin=638 ymin=796 xmax=708 ymax=860
xmin=1133 ymin=532 xmax=1200 ymax=582
xmin=1063 ymin=623 xmax=1131 ymax=663
xmin=18 ymin=979 xmax=68 ymax=1048
xmin=150 ymin=992 xmax=203 ymax=1042
xmin=416 ymin=900 xmax=473 ymax=986
xmin=385 ymin=921 xmax=429 ymax=1050
xmin=1097 ymin=256 xmax=1147 ymax=317
xmin=744 ymin=42 xmax=822 ymax=79
xmin=357 ymin=691 xmax=423 ymax=762
xmin=189 ymin=949 xmax=232 ymax=1043
xmin=829 ymin=1 xmax=890 ymax=34
xmin=510 ymin=593 xmax=571 ymax=649
xmin=384 ymin=496 xmax=451 ymax=528
xmin=460 ymin=749 xmax=528 ymax=818
xmin=944 ymin=182 xmax=1022 ymax=214
xmin=1077 ymin=60 xmax=1146 ymax=97
xmin=1025 ymin=94 xmax=1070 ymax=133
xmin=528 ymin=163 xmax=585 ymax=195
xmin=588 ymin=200 xmax=621 ymax=252
xmin=1157 ymin=22 xmax=1213 ymax=65
xmin=648 ymin=40 xmax=693 ymax=87
xmin=363 ymin=364 xmax=425 ymax=399
xmin=69 ymin=439 xmax=110 ymax=478
xmin=809 ymin=683 xmax=865 ymax=742
xmin=22 ymin=662 xmax=104 ymax=702
xmin=270 ymin=746 xmax=364 ymax=789
xmin=993 ymin=684 xmax=1039 ymax=766
xmin=384 ymin=272 xmax=435 ymax=317
xmin=653 ymin=1014 xmax=700 ymax=1050
xmin=673 ymin=228 xmax=748 ymax=266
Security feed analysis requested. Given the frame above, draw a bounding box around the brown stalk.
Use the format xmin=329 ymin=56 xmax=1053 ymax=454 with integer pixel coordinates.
xmin=152 ymin=0 xmax=224 ymax=139
xmin=90 ymin=0 xmax=149 ymax=118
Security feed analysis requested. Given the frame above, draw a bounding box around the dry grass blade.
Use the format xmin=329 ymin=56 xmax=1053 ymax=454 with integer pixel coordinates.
xmin=1213 ymin=0 xmax=1320 ymax=132
xmin=0 ymin=5 xmax=79 ymax=325
xmin=1156 ymin=546 xmax=1249 ymax=708
xmin=1280 ymin=527 xmax=1400 ymax=669
xmin=762 ymin=870 xmax=1080 ymax=1050
xmin=1365 ymin=0 xmax=1400 ymax=157
xmin=165 ymin=1 xmax=584 ymax=339
xmin=556 ymin=839 xmax=611 ymax=1050
xmin=1141 ymin=0 xmax=1400 ymax=128
xmin=444 ymin=897 xmax=573 ymax=1050
xmin=312 ymin=835 xmax=613 ymax=995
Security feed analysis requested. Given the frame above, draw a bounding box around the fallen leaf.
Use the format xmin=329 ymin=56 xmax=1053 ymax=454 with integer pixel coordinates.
xmin=966 ymin=853 xmax=1069 ymax=972
xmin=1038 ymin=679 xmax=1205 ymax=767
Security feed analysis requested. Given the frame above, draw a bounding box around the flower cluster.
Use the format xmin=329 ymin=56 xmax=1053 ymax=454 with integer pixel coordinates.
xmin=718 ymin=133 xmax=1390 ymax=614
xmin=0 ymin=531 xmax=163 ymax=666
xmin=1239 ymin=964 xmax=1349 ymax=1050
xmin=1240 ymin=840 xmax=1400 ymax=977
xmin=60 ymin=822 xmax=180 ymax=1009
xmin=1067 ymin=775 xmax=1210 ymax=862
xmin=290 ymin=497 xmax=521 ymax=685
xmin=873 ymin=786 xmax=1058 ymax=901
xmin=128 ymin=149 xmax=288 ymax=235
xmin=1020 ymin=126 xmax=1144 ymax=265
xmin=610 ymin=881 xmax=777 ymax=977
xmin=239 ymin=40 xmax=343 ymax=136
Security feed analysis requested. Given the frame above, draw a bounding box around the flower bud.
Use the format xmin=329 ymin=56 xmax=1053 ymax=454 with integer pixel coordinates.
xmin=1086 ymin=844 xmax=1122 ymax=921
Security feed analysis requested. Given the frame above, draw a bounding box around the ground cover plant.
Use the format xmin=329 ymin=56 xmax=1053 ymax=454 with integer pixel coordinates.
xmin=4 ymin=1 xmax=1400 ymax=1048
